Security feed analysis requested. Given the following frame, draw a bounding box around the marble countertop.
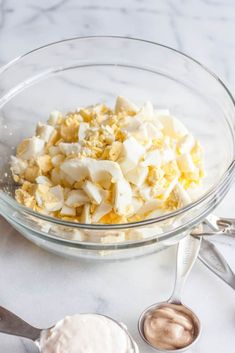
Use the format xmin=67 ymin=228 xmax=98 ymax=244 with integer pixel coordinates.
xmin=1 ymin=0 xmax=235 ymax=352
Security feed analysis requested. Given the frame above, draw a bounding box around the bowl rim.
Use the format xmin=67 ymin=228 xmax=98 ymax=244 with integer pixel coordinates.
xmin=1 ymin=35 xmax=235 ymax=231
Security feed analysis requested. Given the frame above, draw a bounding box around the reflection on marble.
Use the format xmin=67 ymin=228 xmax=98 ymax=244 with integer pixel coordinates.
xmin=1 ymin=0 xmax=235 ymax=352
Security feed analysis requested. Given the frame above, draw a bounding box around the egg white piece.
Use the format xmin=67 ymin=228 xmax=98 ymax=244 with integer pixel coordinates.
xmin=114 ymin=179 xmax=133 ymax=215
xmin=18 ymin=137 xmax=45 ymax=160
xmin=36 ymin=176 xmax=53 ymax=186
xmin=160 ymin=115 xmax=188 ymax=138
xmin=115 ymin=95 xmax=138 ymax=114
xmin=49 ymin=146 xmax=60 ymax=156
xmin=125 ymin=166 xmax=148 ymax=187
xmin=80 ymin=203 xmax=91 ymax=223
xmin=65 ymin=190 xmax=89 ymax=207
xmin=92 ymin=203 xmax=112 ymax=223
xmin=137 ymin=199 xmax=163 ymax=216
xmin=36 ymin=122 xmax=56 ymax=143
xmin=178 ymin=134 xmax=195 ymax=154
xmin=50 ymin=185 xmax=64 ymax=205
xmin=83 ymin=180 xmax=102 ymax=205
xmin=59 ymin=142 xmax=81 ymax=156
xmin=47 ymin=110 xmax=63 ymax=126
xmin=10 ymin=156 xmax=27 ymax=175
xmin=135 ymin=101 xmax=154 ymax=121
xmin=120 ymin=137 xmax=146 ymax=174
xmin=51 ymin=154 xmax=64 ymax=167
xmin=128 ymin=227 xmax=163 ymax=240
xmin=173 ymin=183 xmax=192 ymax=207
xmin=60 ymin=205 xmax=76 ymax=216
xmin=177 ymin=153 xmax=197 ymax=173
xmin=78 ymin=122 xmax=90 ymax=141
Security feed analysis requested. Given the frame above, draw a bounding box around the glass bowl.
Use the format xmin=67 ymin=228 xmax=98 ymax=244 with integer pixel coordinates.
xmin=0 ymin=36 xmax=234 ymax=260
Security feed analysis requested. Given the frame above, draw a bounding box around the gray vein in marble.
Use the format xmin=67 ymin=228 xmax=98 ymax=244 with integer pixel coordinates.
xmin=167 ymin=2 xmax=183 ymax=51
xmin=212 ymin=237 xmax=235 ymax=247
xmin=206 ymin=34 xmax=235 ymax=49
xmin=58 ymin=76 xmax=114 ymax=98
xmin=95 ymin=296 xmax=109 ymax=313
xmin=34 ymin=0 xmax=68 ymax=12
xmin=216 ymin=57 xmax=230 ymax=82
xmin=4 ymin=104 xmax=43 ymax=119
xmin=202 ymin=0 xmax=234 ymax=6
xmin=67 ymin=5 xmax=129 ymax=13
xmin=0 ymin=0 xmax=6 ymax=30
xmin=26 ymin=0 xmax=68 ymax=24
xmin=20 ymin=338 xmax=32 ymax=353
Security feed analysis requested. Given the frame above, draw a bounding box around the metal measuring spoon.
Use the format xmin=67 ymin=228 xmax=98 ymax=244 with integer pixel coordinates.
xmin=0 ymin=307 xmax=138 ymax=352
xmin=138 ymin=235 xmax=201 ymax=352
xmin=191 ymin=220 xmax=235 ymax=290
xmin=191 ymin=214 xmax=235 ymax=237
xmin=205 ymin=214 xmax=235 ymax=236
xmin=199 ymin=238 xmax=235 ymax=290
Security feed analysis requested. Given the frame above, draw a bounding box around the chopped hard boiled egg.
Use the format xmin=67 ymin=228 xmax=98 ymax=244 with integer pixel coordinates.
xmin=11 ymin=96 xmax=205 ymax=237
xmin=115 ymin=96 xmax=138 ymax=114
xmin=92 ymin=203 xmax=112 ymax=223
xmin=83 ymin=180 xmax=102 ymax=205
xmin=65 ymin=189 xmax=89 ymax=207
xmin=36 ymin=122 xmax=56 ymax=143
xmin=17 ymin=136 xmax=45 ymax=160
xmin=120 ymin=137 xmax=145 ymax=174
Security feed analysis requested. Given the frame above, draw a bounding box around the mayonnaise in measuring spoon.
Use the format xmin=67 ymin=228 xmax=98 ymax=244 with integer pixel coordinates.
xmin=40 ymin=314 xmax=138 ymax=353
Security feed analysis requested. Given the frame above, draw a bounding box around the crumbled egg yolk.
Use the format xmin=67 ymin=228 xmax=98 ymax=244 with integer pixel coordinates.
xmin=11 ymin=96 xmax=205 ymax=225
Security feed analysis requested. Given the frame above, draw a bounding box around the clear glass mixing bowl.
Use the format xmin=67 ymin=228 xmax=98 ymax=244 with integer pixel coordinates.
xmin=0 ymin=36 xmax=234 ymax=260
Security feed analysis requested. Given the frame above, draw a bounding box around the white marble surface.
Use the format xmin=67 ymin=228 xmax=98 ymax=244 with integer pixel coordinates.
xmin=1 ymin=0 xmax=235 ymax=352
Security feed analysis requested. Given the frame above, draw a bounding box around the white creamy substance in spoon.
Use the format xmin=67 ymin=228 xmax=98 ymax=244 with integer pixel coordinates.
xmin=40 ymin=314 xmax=137 ymax=353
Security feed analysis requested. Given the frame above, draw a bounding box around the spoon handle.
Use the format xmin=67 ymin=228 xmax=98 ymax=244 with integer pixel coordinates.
xmin=169 ymin=235 xmax=201 ymax=304
xmin=0 ymin=306 xmax=41 ymax=341
xmin=205 ymin=214 xmax=235 ymax=236
xmin=199 ymin=239 xmax=235 ymax=290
